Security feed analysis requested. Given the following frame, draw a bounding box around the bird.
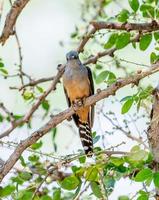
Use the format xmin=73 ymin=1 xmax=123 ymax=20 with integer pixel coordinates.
xmin=62 ymin=50 xmax=94 ymax=156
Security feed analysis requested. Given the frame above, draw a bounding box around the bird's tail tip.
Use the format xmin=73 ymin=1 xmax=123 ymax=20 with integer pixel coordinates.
xmin=78 ymin=120 xmax=93 ymax=157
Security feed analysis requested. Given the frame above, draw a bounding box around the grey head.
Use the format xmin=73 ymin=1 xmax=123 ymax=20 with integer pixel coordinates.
xmin=66 ymin=50 xmax=79 ymax=61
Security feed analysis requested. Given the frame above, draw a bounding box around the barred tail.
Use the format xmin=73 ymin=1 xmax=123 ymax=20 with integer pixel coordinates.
xmin=78 ymin=120 xmax=93 ymax=156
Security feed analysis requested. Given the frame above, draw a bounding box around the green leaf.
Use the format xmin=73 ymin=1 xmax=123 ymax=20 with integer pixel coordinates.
xmin=118 ymin=196 xmax=130 ymax=200
xmin=19 ymin=156 xmax=26 ymax=166
xmin=78 ymin=155 xmax=86 ymax=164
xmin=93 ymin=135 xmax=100 ymax=144
xmin=150 ymin=52 xmax=159 ymax=63
xmin=53 ymin=142 xmax=57 ymax=152
xmin=110 ymin=157 xmax=124 ymax=166
xmin=154 ymin=32 xmax=159 ymax=42
xmin=145 ymin=176 xmax=153 ymax=186
xmin=60 ymin=175 xmax=80 ymax=190
xmin=155 ymin=0 xmax=159 ymax=5
xmin=130 ymin=150 xmax=149 ymax=162
xmin=72 ymin=166 xmax=80 ymax=173
xmin=19 ymin=171 xmax=32 ymax=181
xmin=150 ymin=52 xmax=158 ymax=63
xmin=0 ymin=68 xmax=8 ymax=75
xmin=52 ymin=128 xmax=57 ymax=141
xmin=132 ymin=41 xmax=136 ymax=49
xmin=153 ymin=172 xmax=159 ymax=187
xmin=117 ymin=165 xmax=127 ymax=173
xmin=91 ymin=181 xmax=103 ymax=198
xmin=31 ymin=141 xmax=43 ymax=150
xmin=13 ymin=114 xmax=23 ymax=120
xmin=0 ymin=114 xmax=3 ymax=122
xmin=95 ymin=64 xmax=103 ymax=70
xmin=121 ymin=98 xmax=134 ymax=114
xmin=52 ymin=128 xmax=57 ymax=151
xmin=23 ymin=90 xmax=34 ymax=101
xmin=86 ymin=167 xmax=98 ymax=181
xmin=72 ymin=166 xmax=85 ymax=177
xmin=41 ymin=195 xmax=52 ymax=200
xmin=116 ymin=32 xmax=130 ymax=49
xmin=135 ymin=168 xmax=153 ymax=182
xmin=53 ymin=188 xmax=61 ymax=200
xmin=129 ymin=146 xmax=149 ymax=162
xmin=92 ymin=131 xmax=96 ymax=138
xmin=139 ymin=34 xmax=152 ymax=51
xmin=138 ymin=86 xmax=153 ymax=100
xmin=96 ymin=70 xmax=116 ymax=84
xmin=104 ymin=176 xmax=115 ymax=191
xmin=120 ymin=96 xmax=132 ymax=102
xmin=11 ymin=176 xmax=24 ymax=185
xmin=104 ymin=33 xmax=118 ymax=49
xmin=17 ymin=191 xmax=33 ymax=200
xmin=155 ymin=47 xmax=159 ymax=51
xmin=0 ymin=185 xmax=15 ymax=197
xmin=96 ymin=71 xmax=109 ymax=84
xmin=117 ymin=9 xmax=129 ymax=22
xmin=42 ymin=100 xmax=50 ymax=111
xmin=137 ymin=194 xmax=149 ymax=200
xmin=71 ymin=31 xmax=78 ymax=38
xmin=138 ymin=190 xmax=149 ymax=200
xmin=107 ymin=72 xmax=116 ymax=84
xmin=36 ymin=86 xmax=44 ymax=93
xmin=131 ymin=145 xmax=140 ymax=152
xmin=128 ymin=0 xmax=139 ymax=12
xmin=0 ymin=62 xmax=4 ymax=68
xmin=28 ymin=154 xmax=39 ymax=162
xmin=140 ymin=4 xmax=155 ymax=18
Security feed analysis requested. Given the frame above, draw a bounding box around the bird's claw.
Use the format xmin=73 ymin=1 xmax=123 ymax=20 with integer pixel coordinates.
xmin=67 ymin=116 xmax=72 ymax=121
xmin=75 ymin=98 xmax=83 ymax=106
xmin=72 ymin=98 xmax=85 ymax=111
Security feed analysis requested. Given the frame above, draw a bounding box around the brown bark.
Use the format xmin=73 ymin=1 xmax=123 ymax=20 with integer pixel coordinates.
xmin=148 ymin=85 xmax=159 ymax=163
xmin=148 ymin=84 xmax=159 ymax=199
xmin=0 ymin=0 xmax=30 ymax=45
xmin=91 ymin=20 xmax=159 ymax=32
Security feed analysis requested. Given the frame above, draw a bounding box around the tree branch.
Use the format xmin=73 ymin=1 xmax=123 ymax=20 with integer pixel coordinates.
xmin=148 ymin=84 xmax=159 ymax=163
xmin=0 ymin=63 xmax=159 ymax=182
xmin=102 ymin=110 xmax=148 ymax=149
xmin=0 ymin=0 xmax=30 ymax=45
xmin=90 ymin=20 xmax=159 ymax=32
xmin=148 ymin=86 xmax=159 ymax=198
xmin=76 ymin=27 xmax=96 ymax=52
xmin=18 ymin=76 xmax=55 ymax=90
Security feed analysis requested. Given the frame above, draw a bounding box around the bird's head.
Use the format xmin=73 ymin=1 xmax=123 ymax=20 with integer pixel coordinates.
xmin=66 ymin=51 xmax=79 ymax=61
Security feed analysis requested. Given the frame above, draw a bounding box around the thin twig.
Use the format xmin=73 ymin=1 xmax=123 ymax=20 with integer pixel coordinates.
xmin=0 ymin=102 xmax=14 ymax=122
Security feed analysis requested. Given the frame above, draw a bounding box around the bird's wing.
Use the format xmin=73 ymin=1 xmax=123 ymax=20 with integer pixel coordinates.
xmin=63 ymin=87 xmax=71 ymax=107
xmin=63 ymin=87 xmax=79 ymax=127
xmin=86 ymin=66 xmax=94 ymax=127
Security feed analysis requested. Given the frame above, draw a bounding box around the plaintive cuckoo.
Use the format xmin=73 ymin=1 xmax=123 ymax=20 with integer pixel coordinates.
xmin=63 ymin=50 xmax=94 ymax=156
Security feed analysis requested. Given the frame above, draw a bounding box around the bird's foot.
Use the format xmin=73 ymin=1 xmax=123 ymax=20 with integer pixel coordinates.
xmin=82 ymin=97 xmax=87 ymax=106
xmin=67 ymin=116 xmax=72 ymax=121
xmin=72 ymin=98 xmax=84 ymax=111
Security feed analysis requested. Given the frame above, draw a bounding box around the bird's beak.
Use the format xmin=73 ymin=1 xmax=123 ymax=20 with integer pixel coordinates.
xmin=71 ymin=55 xmax=76 ymax=59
